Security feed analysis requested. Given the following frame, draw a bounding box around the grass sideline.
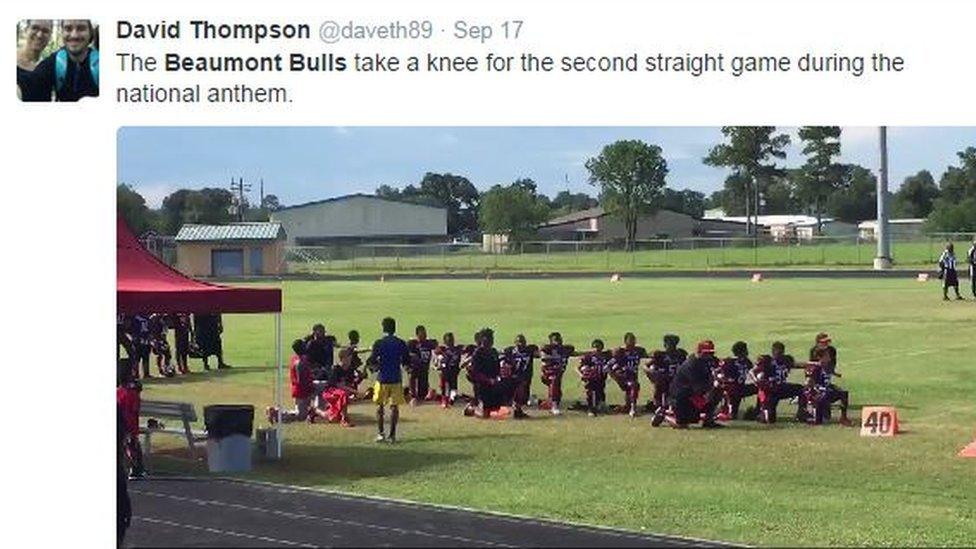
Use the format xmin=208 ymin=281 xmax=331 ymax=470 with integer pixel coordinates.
xmin=141 ymin=278 xmax=976 ymax=546
xmin=286 ymin=240 xmax=948 ymax=275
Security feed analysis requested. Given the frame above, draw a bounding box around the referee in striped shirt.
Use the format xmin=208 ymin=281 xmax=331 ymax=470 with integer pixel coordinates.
xmin=938 ymin=243 xmax=964 ymax=301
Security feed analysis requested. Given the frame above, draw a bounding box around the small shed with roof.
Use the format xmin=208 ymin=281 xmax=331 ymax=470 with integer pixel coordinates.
xmin=175 ymin=222 xmax=286 ymax=277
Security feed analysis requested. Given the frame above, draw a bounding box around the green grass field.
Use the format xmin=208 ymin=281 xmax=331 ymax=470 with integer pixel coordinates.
xmin=143 ymin=278 xmax=976 ymax=546
xmin=287 ymin=239 xmax=950 ymax=275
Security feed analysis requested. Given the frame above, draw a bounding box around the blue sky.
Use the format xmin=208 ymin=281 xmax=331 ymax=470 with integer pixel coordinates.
xmin=118 ymin=127 xmax=976 ymax=208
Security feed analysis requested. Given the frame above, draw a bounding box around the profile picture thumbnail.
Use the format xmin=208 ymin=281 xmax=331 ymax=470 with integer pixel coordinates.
xmin=16 ymin=19 xmax=99 ymax=102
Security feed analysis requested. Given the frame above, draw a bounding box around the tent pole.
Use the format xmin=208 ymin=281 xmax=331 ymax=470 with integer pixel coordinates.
xmin=275 ymin=312 xmax=283 ymax=459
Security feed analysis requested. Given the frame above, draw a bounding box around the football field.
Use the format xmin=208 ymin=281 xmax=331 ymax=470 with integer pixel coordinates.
xmin=141 ymin=278 xmax=976 ymax=546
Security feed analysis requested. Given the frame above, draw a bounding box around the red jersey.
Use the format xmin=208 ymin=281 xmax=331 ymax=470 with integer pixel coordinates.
xmin=610 ymin=346 xmax=647 ymax=377
xmin=116 ymin=385 xmax=141 ymax=437
xmin=541 ymin=344 xmax=575 ymax=375
xmin=289 ymin=354 xmax=315 ymax=399
xmin=579 ymin=350 xmax=611 ymax=381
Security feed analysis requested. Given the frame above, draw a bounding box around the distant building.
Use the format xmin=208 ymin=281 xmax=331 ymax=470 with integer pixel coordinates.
xmin=705 ymin=212 xmax=857 ymax=240
xmin=270 ymin=193 xmax=448 ymax=246
xmin=857 ymin=218 xmax=927 ymax=241
xmin=175 ymin=222 xmax=286 ymax=277
xmin=535 ymin=207 xmax=747 ymax=242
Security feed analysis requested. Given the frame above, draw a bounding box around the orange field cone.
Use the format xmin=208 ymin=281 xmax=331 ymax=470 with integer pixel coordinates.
xmin=959 ymin=439 xmax=976 ymax=458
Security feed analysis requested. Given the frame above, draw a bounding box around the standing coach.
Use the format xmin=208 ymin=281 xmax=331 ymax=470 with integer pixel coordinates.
xmin=367 ymin=317 xmax=409 ymax=443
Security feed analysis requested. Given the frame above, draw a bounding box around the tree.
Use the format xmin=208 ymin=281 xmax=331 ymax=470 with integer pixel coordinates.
xmin=704 ymin=127 xmax=791 ymax=235
xmin=926 ymin=147 xmax=976 ymax=232
xmin=660 ymin=188 xmax=707 ymax=218
xmin=478 ymin=182 xmax=550 ymax=245
xmin=892 ymin=171 xmax=939 ymax=218
xmin=117 ymin=184 xmax=157 ymax=234
xmin=795 ymin=126 xmax=844 ymax=234
xmin=417 ymin=172 xmax=481 ymax=236
xmin=550 ymin=190 xmax=598 ymax=217
xmin=160 ymin=188 xmax=234 ymax=234
xmin=261 ymin=194 xmax=282 ymax=212
xmin=585 ymin=140 xmax=669 ymax=250
xmin=763 ymin=176 xmax=799 ymax=215
xmin=826 ymin=164 xmax=878 ymax=223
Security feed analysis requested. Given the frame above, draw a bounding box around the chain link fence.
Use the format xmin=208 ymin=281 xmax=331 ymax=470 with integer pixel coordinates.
xmin=285 ymin=233 xmax=976 ymax=274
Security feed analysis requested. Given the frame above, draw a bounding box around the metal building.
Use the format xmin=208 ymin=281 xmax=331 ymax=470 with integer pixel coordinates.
xmin=270 ymin=194 xmax=448 ymax=246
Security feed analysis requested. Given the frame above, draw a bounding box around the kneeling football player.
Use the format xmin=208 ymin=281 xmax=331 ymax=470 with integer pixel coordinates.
xmin=608 ymin=332 xmax=647 ymax=417
xmin=809 ymin=333 xmax=852 ymax=426
xmin=645 ymin=334 xmax=687 ymax=414
xmin=540 ymin=332 xmax=575 ymax=416
xmin=503 ymin=334 xmax=540 ymax=419
xmin=715 ymin=341 xmax=758 ymax=420
xmin=433 ymin=332 xmax=464 ymax=407
xmin=578 ymin=339 xmax=611 ymax=416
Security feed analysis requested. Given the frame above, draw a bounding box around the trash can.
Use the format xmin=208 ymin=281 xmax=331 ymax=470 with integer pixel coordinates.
xmin=204 ymin=405 xmax=254 ymax=473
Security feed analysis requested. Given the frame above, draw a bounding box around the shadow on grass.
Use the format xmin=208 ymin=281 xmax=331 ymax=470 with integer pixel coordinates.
xmin=252 ymin=443 xmax=467 ymax=485
xmin=151 ymin=441 xmax=470 ymax=486
xmin=140 ymin=365 xmax=270 ymax=387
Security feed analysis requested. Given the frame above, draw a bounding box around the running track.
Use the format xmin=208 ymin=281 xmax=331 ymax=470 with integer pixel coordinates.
xmin=125 ymin=477 xmax=730 ymax=547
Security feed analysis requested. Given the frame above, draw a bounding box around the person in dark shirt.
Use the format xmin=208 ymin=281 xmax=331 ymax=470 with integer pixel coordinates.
xmin=502 ymin=334 xmax=540 ymax=419
xmin=715 ymin=341 xmax=756 ymax=420
xmin=29 ymin=20 xmax=99 ymax=102
xmin=304 ymin=323 xmax=337 ymax=379
xmin=658 ymin=340 xmax=723 ymax=429
xmin=336 ymin=330 xmax=369 ymax=396
xmin=128 ymin=314 xmax=152 ymax=379
xmin=193 ymin=314 xmax=227 ymax=370
xmin=468 ymin=328 xmax=513 ymax=419
xmin=367 ymin=317 xmax=410 ymax=443
xmin=540 ymin=332 xmax=576 ymax=416
xmin=433 ymin=332 xmax=464 ymax=407
xmin=149 ymin=313 xmax=174 ymax=377
xmin=407 ymin=325 xmax=439 ymax=405
xmin=16 ymin=20 xmax=53 ymax=101
xmin=645 ymin=334 xmax=687 ymax=415
xmin=170 ymin=313 xmax=192 ymax=375
xmin=578 ymin=339 xmax=611 ymax=417
xmin=608 ymin=333 xmax=647 ymax=417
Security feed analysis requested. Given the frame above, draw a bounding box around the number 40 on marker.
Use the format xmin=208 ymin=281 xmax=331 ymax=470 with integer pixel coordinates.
xmin=860 ymin=406 xmax=900 ymax=437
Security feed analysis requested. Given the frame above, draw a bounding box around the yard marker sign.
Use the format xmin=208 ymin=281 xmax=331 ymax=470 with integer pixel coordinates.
xmin=917 ymin=273 xmax=930 ymax=282
xmin=860 ymin=406 xmax=899 ymax=437
xmin=751 ymin=273 xmax=764 ymax=282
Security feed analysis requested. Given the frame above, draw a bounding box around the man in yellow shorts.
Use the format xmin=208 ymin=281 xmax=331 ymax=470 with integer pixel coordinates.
xmin=367 ymin=317 xmax=410 ymax=443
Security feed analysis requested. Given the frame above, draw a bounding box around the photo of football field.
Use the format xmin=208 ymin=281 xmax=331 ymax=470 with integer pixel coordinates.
xmin=138 ymin=277 xmax=975 ymax=546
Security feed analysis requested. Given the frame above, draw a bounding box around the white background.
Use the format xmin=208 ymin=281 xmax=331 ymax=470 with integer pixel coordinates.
xmin=3 ymin=0 xmax=974 ymax=545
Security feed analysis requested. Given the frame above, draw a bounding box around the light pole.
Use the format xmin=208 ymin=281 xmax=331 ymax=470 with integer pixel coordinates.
xmin=874 ymin=127 xmax=892 ymax=269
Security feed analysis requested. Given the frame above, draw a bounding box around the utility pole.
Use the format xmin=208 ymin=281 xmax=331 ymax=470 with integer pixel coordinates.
xmin=260 ymin=178 xmax=265 ymax=209
xmin=874 ymin=127 xmax=892 ymax=269
xmin=229 ymin=176 xmax=252 ymax=222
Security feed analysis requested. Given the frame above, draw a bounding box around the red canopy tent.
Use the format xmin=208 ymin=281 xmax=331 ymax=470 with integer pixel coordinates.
xmin=117 ymin=217 xmax=286 ymax=457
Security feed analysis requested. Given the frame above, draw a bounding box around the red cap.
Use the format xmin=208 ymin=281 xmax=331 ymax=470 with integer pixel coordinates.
xmin=697 ymin=340 xmax=716 ymax=355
